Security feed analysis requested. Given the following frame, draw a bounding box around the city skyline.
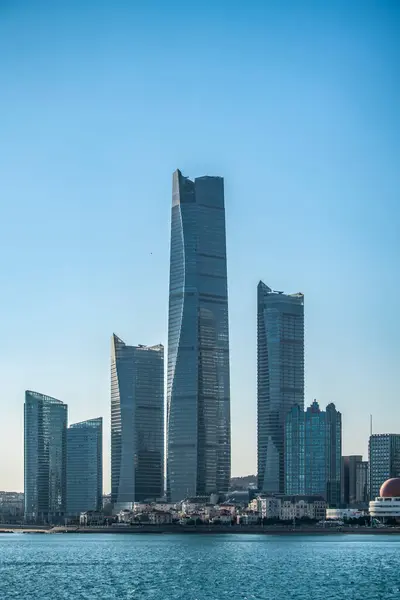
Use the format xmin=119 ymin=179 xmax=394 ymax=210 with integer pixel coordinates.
xmin=1 ymin=1 xmax=399 ymax=492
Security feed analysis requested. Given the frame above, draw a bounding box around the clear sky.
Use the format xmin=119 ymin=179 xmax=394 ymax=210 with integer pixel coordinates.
xmin=1 ymin=0 xmax=399 ymax=492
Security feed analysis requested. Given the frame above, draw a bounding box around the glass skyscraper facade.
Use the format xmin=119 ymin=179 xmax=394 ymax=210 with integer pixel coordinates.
xmin=369 ymin=434 xmax=400 ymax=499
xmin=355 ymin=461 xmax=369 ymax=504
xmin=24 ymin=390 xmax=67 ymax=523
xmin=284 ymin=404 xmax=305 ymax=495
xmin=341 ymin=454 xmax=363 ymax=506
xmin=167 ymin=169 xmax=231 ymax=502
xmin=111 ymin=335 xmax=164 ymax=510
xmin=257 ymin=282 xmax=304 ymax=494
xmin=67 ymin=418 xmax=103 ymax=516
xmin=285 ymin=400 xmax=342 ymax=506
xmin=325 ymin=402 xmax=342 ymax=506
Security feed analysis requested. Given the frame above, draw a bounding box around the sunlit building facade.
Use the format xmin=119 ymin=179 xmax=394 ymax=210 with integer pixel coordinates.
xmin=369 ymin=434 xmax=400 ymax=500
xmin=285 ymin=401 xmax=342 ymax=506
xmin=24 ymin=390 xmax=67 ymax=522
xmin=67 ymin=417 xmax=103 ymax=516
xmin=111 ymin=336 xmax=164 ymax=510
xmin=167 ymin=169 xmax=231 ymax=502
xmin=257 ymin=282 xmax=304 ymax=494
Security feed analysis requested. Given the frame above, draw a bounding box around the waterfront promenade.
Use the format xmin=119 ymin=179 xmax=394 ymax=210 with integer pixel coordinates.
xmin=1 ymin=524 xmax=399 ymax=535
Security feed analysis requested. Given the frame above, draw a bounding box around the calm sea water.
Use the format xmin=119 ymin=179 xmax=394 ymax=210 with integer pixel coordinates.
xmin=0 ymin=533 xmax=399 ymax=599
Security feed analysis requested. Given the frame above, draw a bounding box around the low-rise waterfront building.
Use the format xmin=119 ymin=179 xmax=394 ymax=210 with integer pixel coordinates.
xmin=280 ymin=496 xmax=326 ymax=521
xmin=236 ymin=512 xmax=260 ymax=525
xmin=326 ymin=508 xmax=366 ymax=520
xmin=254 ymin=496 xmax=281 ymax=520
xmin=369 ymin=478 xmax=400 ymax=522
xmin=181 ymin=497 xmax=209 ymax=515
xmin=0 ymin=492 xmax=24 ymax=521
xmin=249 ymin=495 xmax=326 ymax=521
xmin=148 ymin=511 xmax=173 ymax=525
xmin=79 ymin=511 xmax=103 ymax=526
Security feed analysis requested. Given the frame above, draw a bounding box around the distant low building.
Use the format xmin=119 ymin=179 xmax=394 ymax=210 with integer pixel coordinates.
xmin=181 ymin=497 xmax=209 ymax=515
xmin=117 ymin=510 xmax=134 ymax=523
xmin=280 ymin=496 xmax=326 ymax=521
xmin=148 ymin=511 xmax=173 ymax=525
xmin=237 ymin=512 xmax=259 ymax=525
xmin=250 ymin=495 xmax=326 ymax=521
xmin=217 ymin=503 xmax=236 ymax=516
xmin=0 ymin=492 xmax=24 ymax=521
xmin=326 ymin=508 xmax=366 ymax=520
xmin=79 ymin=511 xmax=103 ymax=526
xmin=254 ymin=496 xmax=281 ymax=520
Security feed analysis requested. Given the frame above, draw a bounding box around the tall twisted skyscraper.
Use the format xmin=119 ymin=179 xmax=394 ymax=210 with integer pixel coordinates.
xmin=257 ymin=282 xmax=304 ymax=494
xmin=167 ymin=169 xmax=231 ymax=502
xmin=111 ymin=336 xmax=164 ymax=510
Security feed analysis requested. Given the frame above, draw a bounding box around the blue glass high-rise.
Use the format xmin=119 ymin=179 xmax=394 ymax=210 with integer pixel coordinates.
xmin=257 ymin=282 xmax=304 ymax=494
xmin=369 ymin=434 xmax=400 ymax=500
xmin=285 ymin=400 xmax=342 ymax=506
xmin=67 ymin=418 xmax=103 ymax=516
xmin=111 ymin=335 xmax=164 ymax=510
xmin=167 ymin=169 xmax=231 ymax=502
xmin=24 ymin=390 xmax=67 ymax=523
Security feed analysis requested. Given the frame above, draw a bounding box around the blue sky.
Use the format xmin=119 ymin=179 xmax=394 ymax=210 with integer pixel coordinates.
xmin=1 ymin=0 xmax=399 ymax=491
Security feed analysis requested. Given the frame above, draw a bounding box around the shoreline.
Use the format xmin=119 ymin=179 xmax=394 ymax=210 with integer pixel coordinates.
xmin=1 ymin=525 xmax=400 ymax=535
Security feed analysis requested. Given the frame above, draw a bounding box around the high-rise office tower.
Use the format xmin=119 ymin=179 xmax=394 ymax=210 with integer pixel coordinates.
xmin=341 ymin=455 xmax=363 ymax=506
xmin=284 ymin=404 xmax=305 ymax=495
xmin=257 ymin=282 xmax=304 ymax=494
xmin=325 ymin=402 xmax=342 ymax=506
xmin=111 ymin=335 xmax=164 ymax=510
xmin=285 ymin=401 xmax=342 ymax=506
xmin=167 ymin=169 xmax=231 ymax=502
xmin=24 ymin=390 xmax=67 ymax=523
xmin=355 ymin=460 xmax=369 ymax=505
xmin=369 ymin=434 xmax=400 ymax=500
xmin=67 ymin=418 xmax=103 ymax=516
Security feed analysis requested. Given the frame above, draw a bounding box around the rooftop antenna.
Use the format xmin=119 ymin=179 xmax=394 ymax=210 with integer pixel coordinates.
xmin=370 ymin=414 xmax=373 ymax=437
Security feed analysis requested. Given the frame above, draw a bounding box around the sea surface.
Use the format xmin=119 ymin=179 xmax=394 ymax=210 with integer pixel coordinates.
xmin=0 ymin=533 xmax=399 ymax=599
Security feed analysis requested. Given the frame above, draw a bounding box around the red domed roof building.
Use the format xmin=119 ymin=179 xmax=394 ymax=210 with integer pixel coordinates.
xmin=380 ymin=478 xmax=400 ymax=498
xmin=370 ymin=478 xmax=400 ymax=522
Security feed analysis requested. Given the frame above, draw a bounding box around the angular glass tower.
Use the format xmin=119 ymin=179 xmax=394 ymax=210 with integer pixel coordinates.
xmin=257 ymin=282 xmax=304 ymax=494
xmin=67 ymin=418 xmax=103 ymax=516
xmin=24 ymin=390 xmax=67 ymax=523
xmin=111 ymin=335 xmax=164 ymax=510
xmin=167 ymin=169 xmax=231 ymax=502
